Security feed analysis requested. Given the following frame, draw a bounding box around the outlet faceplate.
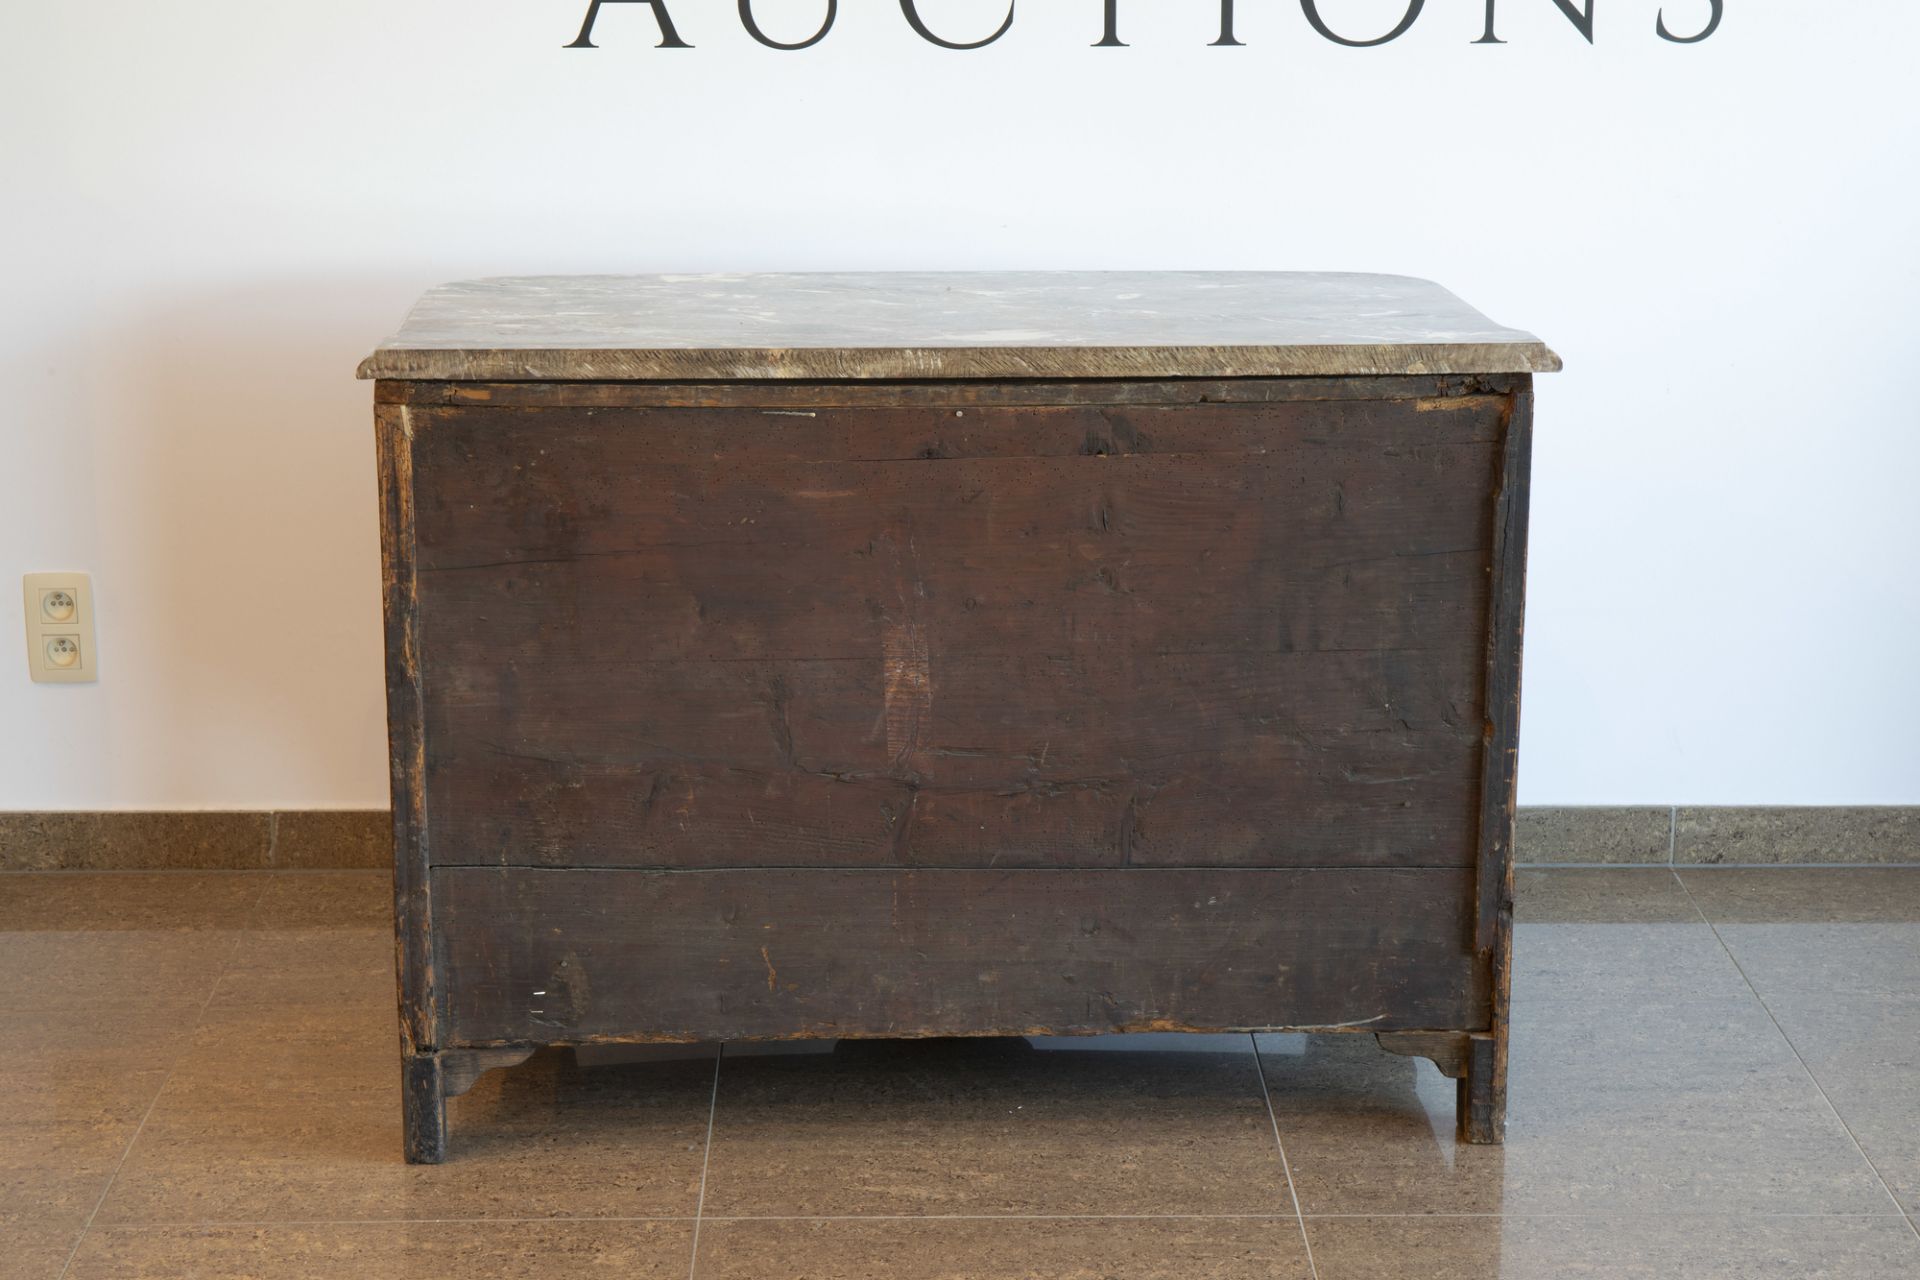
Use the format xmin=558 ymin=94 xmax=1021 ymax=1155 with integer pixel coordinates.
xmin=23 ymin=572 xmax=96 ymax=683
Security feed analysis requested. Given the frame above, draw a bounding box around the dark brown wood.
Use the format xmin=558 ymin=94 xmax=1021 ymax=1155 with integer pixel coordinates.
xmin=408 ymin=396 xmax=1498 ymax=875
xmin=1458 ymin=1033 xmax=1504 ymax=1144
xmin=442 ymin=1046 xmax=538 ymax=1099
xmin=377 ymin=374 xmax=1524 ymax=409
xmin=1373 ymin=1031 xmax=1502 ymax=1139
xmin=374 ymin=366 xmax=1536 ymax=1158
xmin=1475 ymin=382 xmax=1533 ymax=953
xmin=435 ymin=867 xmax=1487 ymax=1046
xmin=1374 ymin=1030 xmax=1473 ymax=1079
xmin=1471 ymin=378 xmax=1532 ymax=1150
xmin=375 ymin=405 xmax=436 ymax=1062
xmin=400 ymin=1049 xmax=446 ymax=1165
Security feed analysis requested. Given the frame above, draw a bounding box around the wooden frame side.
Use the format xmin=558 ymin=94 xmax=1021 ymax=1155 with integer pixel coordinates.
xmin=1468 ymin=376 xmax=1533 ymax=1142
xmin=376 ymin=398 xmax=436 ymax=1058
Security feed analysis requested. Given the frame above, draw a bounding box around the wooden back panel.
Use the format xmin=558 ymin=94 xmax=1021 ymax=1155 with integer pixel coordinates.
xmin=405 ymin=385 xmax=1502 ymax=874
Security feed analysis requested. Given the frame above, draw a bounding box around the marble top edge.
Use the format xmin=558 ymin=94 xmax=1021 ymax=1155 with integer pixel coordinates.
xmin=358 ymin=271 xmax=1560 ymax=380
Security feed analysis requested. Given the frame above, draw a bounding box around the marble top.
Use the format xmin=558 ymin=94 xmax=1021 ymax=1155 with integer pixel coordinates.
xmin=357 ymin=272 xmax=1560 ymax=382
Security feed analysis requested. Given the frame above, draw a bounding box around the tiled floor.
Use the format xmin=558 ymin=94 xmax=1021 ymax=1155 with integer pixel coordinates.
xmin=1 ymin=867 xmax=1916 ymax=1278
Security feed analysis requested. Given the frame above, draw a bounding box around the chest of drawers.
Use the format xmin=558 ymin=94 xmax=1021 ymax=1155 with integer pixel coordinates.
xmin=360 ymin=272 xmax=1557 ymax=1162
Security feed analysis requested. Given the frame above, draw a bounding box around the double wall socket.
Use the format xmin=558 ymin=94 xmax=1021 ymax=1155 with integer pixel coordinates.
xmin=23 ymin=572 xmax=97 ymax=683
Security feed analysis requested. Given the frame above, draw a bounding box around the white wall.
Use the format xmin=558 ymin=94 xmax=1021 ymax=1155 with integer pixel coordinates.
xmin=3 ymin=0 xmax=1916 ymax=809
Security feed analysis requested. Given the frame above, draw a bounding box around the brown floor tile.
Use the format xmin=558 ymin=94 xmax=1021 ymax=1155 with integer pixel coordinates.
xmin=0 ymin=873 xmax=263 ymax=1013
xmin=0 ymin=932 xmax=237 ymax=1014
xmin=1679 ymin=866 xmax=1920 ymax=925
xmin=0 ymin=1136 xmax=127 ymax=1234
xmin=0 ymin=873 xmax=264 ymax=931
xmin=700 ymin=1035 xmax=1289 ymax=1217
xmin=270 ymin=812 xmax=392 ymax=870
xmin=1306 ymin=1214 xmax=1920 ymax=1280
xmin=1678 ymin=872 xmax=1920 ymax=1215
xmin=693 ymin=1216 xmax=1312 ymax=1280
xmin=0 ymin=1214 xmax=81 ymax=1280
xmin=247 ymin=871 xmax=389 ymax=928
xmin=208 ymin=928 xmax=393 ymax=1011
xmin=1679 ymin=868 xmax=1920 ymax=998
xmin=95 ymin=999 xmax=716 ymax=1224
xmin=211 ymin=873 xmax=394 ymax=1010
xmin=1 ymin=1007 xmax=193 ymax=1126
xmin=65 ymin=1221 xmax=693 ymax=1279
xmin=0 ymin=1007 xmax=198 ymax=1229
xmin=1754 ymin=995 xmax=1920 ymax=1216
xmin=1513 ymin=866 xmax=1696 ymax=924
xmin=1262 ymin=874 xmax=1895 ymax=1216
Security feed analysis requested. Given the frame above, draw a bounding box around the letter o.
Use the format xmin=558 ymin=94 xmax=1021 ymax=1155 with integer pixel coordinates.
xmin=1299 ymin=0 xmax=1426 ymax=47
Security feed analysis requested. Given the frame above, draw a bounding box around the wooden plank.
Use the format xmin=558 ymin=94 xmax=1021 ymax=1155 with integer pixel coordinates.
xmin=409 ymin=407 xmax=1497 ymax=664
xmin=377 ymin=375 xmax=1524 ymax=409
xmin=375 ymin=404 xmax=437 ymax=1056
xmin=408 ymin=395 xmax=1500 ymax=871
xmin=1471 ymin=376 xmax=1533 ymax=1149
xmin=431 ymin=649 xmax=1478 ymax=769
xmin=1475 ymin=384 xmax=1532 ymax=950
xmin=434 ymin=867 xmax=1489 ymax=1046
xmin=400 ymin=1051 xmax=445 ymax=1165
xmin=429 ymin=730 xmax=1479 ymax=870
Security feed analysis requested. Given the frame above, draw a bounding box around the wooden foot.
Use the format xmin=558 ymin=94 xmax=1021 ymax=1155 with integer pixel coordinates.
xmin=1456 ymin=1034 xmax=1506 ymax=1145
xmin=402 ymin=1051 xmax=447 ymax=1164
xmin=1374 ymin=1031 xmax=1506 ymax=1145
xmin=402 ymin=1046 xmax=537 ymax=1164
xmin=443 ymin=1046 xmax=539 ymax=1100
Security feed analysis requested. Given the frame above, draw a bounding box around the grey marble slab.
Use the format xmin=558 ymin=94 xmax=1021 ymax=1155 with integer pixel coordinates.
xmin=356 ymin=272 xmax=1561 ymax=382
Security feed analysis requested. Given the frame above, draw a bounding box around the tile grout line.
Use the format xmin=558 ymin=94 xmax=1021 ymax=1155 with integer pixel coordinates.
xmin=55 ymin=874 xmax=277 ymax=1278
xmin=685 ymin=1044 xmax=725 ymax=1280
xmin=1669 ymin=868 xmax=1920 ymax=1243
xmin=1251 ymin=1034 xmax=1320 ymax=1280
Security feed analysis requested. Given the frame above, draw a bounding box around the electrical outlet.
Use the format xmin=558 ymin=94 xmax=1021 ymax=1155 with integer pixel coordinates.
xmin=23 ymin=573 xmax=97 ymax=683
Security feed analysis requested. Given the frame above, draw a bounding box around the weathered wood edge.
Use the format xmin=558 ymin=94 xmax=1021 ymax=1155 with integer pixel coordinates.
xmin=1475 ymin=381 xmax=1532 ymax=954
xmin=376 ymin=404 xmax=436 ymax=1058
xmin=1459 ymin=1034 xmax=1503 ymax=1143
xmin=357 ymin=342 xmax=1562 ymax=384
xmin=440 ymin=1022 xmax=1480 ymax=1052
xmin=442 ymin=1046 xmax=539 ymax=1099
xmin=377 ymin=374 xmax=1523 ymax=409
xmin=400 ymin=1051 xmax=445 ymax=1164
xmin=1375 ymin=1030 xmax=1474 ymax=1079
xmin=1468 ymin=377 xmax=1531 ymax=1145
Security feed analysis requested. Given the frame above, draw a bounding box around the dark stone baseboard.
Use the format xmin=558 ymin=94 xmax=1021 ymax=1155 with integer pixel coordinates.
xmin=2 ymin=807 xmax=1915 ymax=871
xmin=0 ymin=811 xmax=391 ymax=871
xmin=1516 ymin=806 xmax=1919 ymax=866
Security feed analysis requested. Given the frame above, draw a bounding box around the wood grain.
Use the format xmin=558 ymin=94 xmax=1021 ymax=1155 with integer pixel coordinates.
xmin=375 ymin=404 xmax=436 ymax=1058
xmin=378 ymin=375 xmax=1522 ymax=409
xmin=374 ymin=365 xmax=1538 ymax=1157
xmin=409 ymin=395 xmax=1500 ymax=872
xmin=435 ymin=866 xmax=1489 ymax=1046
